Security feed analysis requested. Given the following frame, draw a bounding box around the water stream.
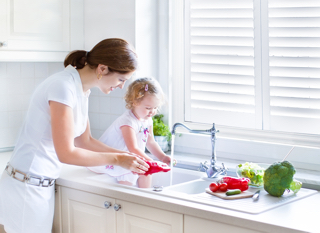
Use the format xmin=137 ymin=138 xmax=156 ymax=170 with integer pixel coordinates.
xmin=169 ymin=135 xmax=175 ymax=186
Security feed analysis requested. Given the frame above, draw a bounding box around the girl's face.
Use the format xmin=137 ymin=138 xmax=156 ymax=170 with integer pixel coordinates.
xmin=132 ymin=93 xmax=160 ymax=121
xmin=99 ymin=71 xmax=134 ymax=94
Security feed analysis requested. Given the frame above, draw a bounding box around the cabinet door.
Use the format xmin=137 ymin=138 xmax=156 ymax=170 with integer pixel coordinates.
xmin=184 ymin=215 xmax=264 ymax=233
xmin=1 ymin=0 xmax=70 ymax=51
xmin=116 ymin=200 xmax=183 ymax=233
xmin=61 ymin=187 xmax=116 ymax=233
xmin=0 ymin=0 xmax=84 ymax=61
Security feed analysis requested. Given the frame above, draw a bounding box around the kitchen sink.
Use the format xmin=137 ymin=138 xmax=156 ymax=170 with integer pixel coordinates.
xmin=150 ymin=167 xmax=206 ymax=187
xmin=164 ymin=179 xmax=213 ymax=194
xmin=87 ymin=167 xmax=206 ymax=188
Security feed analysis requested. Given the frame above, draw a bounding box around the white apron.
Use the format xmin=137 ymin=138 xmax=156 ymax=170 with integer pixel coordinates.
xmin=0 ymin=65 xmax=89 ymax=233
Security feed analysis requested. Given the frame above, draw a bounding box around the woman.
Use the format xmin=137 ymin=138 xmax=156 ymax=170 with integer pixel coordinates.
xmin=0 ymin=38 xmax=149 ymax=233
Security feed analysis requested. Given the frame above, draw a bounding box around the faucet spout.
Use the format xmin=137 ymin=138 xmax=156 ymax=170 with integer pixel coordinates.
xmin=171 ymin=122 xmax=227 ymax=178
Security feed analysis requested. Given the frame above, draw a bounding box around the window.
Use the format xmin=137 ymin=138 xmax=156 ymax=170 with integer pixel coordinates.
xmin=172 ymin=0 xmax=320 ymax=146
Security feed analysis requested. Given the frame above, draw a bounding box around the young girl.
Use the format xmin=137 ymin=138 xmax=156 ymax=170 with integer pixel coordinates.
xmin=88 ymin=77 xmax=172 ymax=188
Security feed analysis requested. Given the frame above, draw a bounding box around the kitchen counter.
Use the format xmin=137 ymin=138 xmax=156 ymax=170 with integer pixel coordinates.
xmin=1 ymin=151 xmax=320 ymax=233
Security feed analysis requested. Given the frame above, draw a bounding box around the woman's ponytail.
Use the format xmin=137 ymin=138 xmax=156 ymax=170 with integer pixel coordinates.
xmin=64 ymin=50 xmax=88 ymax=69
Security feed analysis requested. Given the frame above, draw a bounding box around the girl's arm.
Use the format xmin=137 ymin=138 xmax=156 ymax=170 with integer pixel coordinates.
xmin=146 ymin=124 xmax=171 ymax=165
xmin=50 ymin=101 xmax=148 ymax=173
xmin=120 ymin=126 xmax=152 ymax=161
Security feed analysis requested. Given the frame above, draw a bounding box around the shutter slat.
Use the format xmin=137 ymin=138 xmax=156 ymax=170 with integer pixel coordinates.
xmin=270 ymin=57 xmax=320 ymax=68
xmin=270 ymin=96 xmax=320 ymax=109
xmin=269 ymin=0 xmax=320 ymax=8
xmin=270 ymin=76 xmax=320 ymax=88
xmin=191 ymin=27 xmax=254 ymax=37
xmin=269 ymin=67 xmax=320 ymax=78
xmin=191 ymin=9 xmax=253 ymax=18
xmin=191 ymin=72 xmax=254 ymax=85
xmin=269 ymin=47 xmax=320 ymax=57
xmin=191 ymin=36 xmax=254 ymax=46
xmin=192 ymin=90 xmax=255 ymax=105
xmin=271 ymin=106 xmax=320 ymax=119
xmin=190 ymin=0 xmax=253 ymax=9
xmin=191 ymin=63 xmax=254 ymax=76
xmin=191 ymin=54 xmax=254 ymax=66
xmin=191 ymin=81 xmax=255 ymax=95
xmin=191 ymin=45 xmax=254 ymax=56
xmin=191 ymin=100 xmax=255 ymax=113
xmin=270 ymin=86 xmax=320 ymax=98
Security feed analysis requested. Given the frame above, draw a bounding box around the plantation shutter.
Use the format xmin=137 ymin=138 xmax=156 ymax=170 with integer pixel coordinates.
xmin=265 ymin=0 xmax=320 ymax=134
xmin=185 ymin=0 xmax=260 ymax=129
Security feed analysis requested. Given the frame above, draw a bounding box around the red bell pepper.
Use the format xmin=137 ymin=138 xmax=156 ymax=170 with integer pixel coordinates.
xmin=219 ymin=176 xmax=250 ymax=191
xmin=143 ymin=161 xmax=171 ymax=175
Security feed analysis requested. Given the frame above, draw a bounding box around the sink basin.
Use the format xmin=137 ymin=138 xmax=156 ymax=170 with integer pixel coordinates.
xmin=87 ymin=167 xmax=205 ymax=188
xmin=150 ymin=167 xmax=205 ymax=187
xmin=165 ymin=179 xmax=213 ymax=194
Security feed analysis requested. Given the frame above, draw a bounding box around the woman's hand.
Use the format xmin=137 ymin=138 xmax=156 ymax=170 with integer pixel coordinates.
xmin=117 ymin=152 xmax=150 ymax=174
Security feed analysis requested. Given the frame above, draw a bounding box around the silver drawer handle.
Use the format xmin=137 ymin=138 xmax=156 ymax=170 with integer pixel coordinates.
xmin=104 ymin=201 xmax=112 ymax=209
xmin=0 ymin=41 xmax=7 ymax=47
xmin=113 ymin=203 xmax=121 ymax=211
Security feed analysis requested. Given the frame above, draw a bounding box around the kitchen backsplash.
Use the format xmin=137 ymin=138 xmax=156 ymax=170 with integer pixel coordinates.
xmin=0 ymin=62 xmax=124 ymax=149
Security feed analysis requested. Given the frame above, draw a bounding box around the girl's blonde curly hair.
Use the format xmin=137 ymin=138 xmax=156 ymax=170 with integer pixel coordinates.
xmin=124 ymin=77 xmax=165 ymax=110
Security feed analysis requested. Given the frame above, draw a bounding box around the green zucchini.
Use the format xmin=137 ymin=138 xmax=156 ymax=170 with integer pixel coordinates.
xmin=226 ymin=189 xmax=241 ymax=196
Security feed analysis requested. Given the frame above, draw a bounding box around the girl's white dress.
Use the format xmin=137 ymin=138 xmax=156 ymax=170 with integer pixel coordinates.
xmin=0 ymin=65 xmax=89 ymax=233
xmin=88 ymin=110 xmax=152 ymax=184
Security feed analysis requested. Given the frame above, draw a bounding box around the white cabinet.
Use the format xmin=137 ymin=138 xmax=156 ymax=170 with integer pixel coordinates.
xmin=59 ymin=186 xmax=183 ymax=233
xmin=184 ymin=215 xmax=264 ymax=233
xmin=0 ymin=0 xmax=84 ymax=61
xmin=116 ymin=199 xmax=183 ymax=233
xmin=61 ymin=187 xmax=115 ymax=233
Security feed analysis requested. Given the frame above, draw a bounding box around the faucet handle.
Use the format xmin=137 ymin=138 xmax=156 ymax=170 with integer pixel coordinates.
xmin=199 ymin=161 xmax=209 ymax=172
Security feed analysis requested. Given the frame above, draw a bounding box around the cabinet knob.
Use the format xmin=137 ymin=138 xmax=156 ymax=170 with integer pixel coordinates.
xmin=114 ymin=203 xmax=121 ymax=211
xmin=0 ymin=41 xmax=7 ymax=47
xmin=104 ymin=201 xmax=112 ymax=209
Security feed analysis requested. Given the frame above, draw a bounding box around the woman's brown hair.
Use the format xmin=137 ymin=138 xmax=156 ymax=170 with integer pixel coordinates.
xmin=64 ymin=38 xmax=138 ymax=74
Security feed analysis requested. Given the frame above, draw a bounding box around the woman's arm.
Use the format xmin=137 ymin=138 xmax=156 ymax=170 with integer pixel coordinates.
xmin=50 ymin=101 xmax=148 ymax=172
xmin=74 ymin=119 xmax=125 ymax=153
xmin=121 ymin=126 xmax=152 ymax=161
xmin=146 ymin=125 xmax=171 ymax=165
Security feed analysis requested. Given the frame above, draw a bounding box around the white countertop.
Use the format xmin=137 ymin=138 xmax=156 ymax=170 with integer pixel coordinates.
xmin=1 ymin=151 xmax=320 ymax=233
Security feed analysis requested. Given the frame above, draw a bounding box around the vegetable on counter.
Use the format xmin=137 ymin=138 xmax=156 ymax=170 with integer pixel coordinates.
xmin=226 ymin=189 xmax=241 ymax=196
xmin=209 ymin=182 xmax=219 ymax=192
xmin=209 ymin=182 xmax=228 ymax=192
xmin=220 ymin=176 xmax=250 ymax=191
xmin=219 ymin=182 xmax=228 ymax=192
xmin=237 ymin=162 xmax=265 ymax=187
xmin=290 ymin=179 xmax=302 ymax=194
xmin=263 ymin=160 xmax=297 ymax=197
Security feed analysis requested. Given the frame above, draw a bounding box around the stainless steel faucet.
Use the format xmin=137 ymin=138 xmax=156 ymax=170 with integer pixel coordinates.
xmin=171 ymin=123 xmax=227 ymax=178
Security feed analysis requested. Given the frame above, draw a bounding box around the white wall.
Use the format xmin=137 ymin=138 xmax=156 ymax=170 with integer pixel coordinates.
xmin=0 ymin=62 xmax=64 ymax=149
xmin=84 ymin=0 xmax=167 ymax=139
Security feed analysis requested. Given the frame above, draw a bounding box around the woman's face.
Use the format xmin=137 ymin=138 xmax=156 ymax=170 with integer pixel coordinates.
xmin=99 ymin=71 xmax=134 ymax=94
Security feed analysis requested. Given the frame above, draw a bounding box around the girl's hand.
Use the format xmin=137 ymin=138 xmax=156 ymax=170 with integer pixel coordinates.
xmin=117 ymin=152 xmax=150 ymax=174
xmin=161 ymin=155 xmax=177 ymax=166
